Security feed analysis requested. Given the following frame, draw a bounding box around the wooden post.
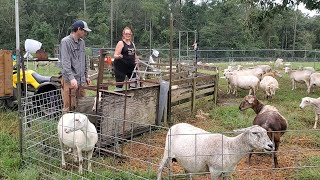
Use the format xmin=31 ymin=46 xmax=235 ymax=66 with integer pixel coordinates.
xmin=191 ymin=77 xmax=196 ymax=113
xmin=167 ymin=13 xmax=173 ymax=125
xmin=214 ymin=70 xmax=219 ymax=105
xmin=0 ymin=50 xmax=13 ymax=97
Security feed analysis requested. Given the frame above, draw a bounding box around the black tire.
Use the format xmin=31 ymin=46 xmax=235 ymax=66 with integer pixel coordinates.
xmin=33 ymin=83 xmax=62 ymax=119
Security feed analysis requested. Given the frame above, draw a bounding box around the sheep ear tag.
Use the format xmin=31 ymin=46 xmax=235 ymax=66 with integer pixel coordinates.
xmin=248 ymin=97 xmax=255 ymax=104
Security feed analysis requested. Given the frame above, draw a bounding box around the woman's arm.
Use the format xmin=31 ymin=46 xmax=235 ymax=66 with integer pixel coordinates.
xmin=114 ymin=41 xmax=124 ymax=59
xmin=134 ymin=51 xmax=139 ymax=64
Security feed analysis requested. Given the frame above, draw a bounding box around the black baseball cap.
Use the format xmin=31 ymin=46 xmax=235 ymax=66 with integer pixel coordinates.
xmin=72 ymin=20 xmax=92 ymax=32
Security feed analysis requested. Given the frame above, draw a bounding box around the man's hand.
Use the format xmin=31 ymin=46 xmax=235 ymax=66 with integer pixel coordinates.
xmin=70 ymin=79 xmax=78 ymax=89
xmin=86 ymin=78 xmax=91 ymax=85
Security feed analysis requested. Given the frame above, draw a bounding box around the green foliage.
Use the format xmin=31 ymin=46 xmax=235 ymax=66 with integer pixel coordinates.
xmin=1 ymin=0 xmax=320 ymax=53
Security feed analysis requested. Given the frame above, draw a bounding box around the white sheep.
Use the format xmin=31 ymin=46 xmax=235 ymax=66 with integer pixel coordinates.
xmin=235 ymin=68 xmax=264 ymax=80
xmin=299 ymin=97 xmax=320 ymax=129
xmin=308 ymin=73 xmax=320 ymax=94
xmin=288 ymin=69 xmax=312 ymax=91
xmin=284 ymin=67 xmax=290 ymax=74
xmin=299 ymin=66 xmax=315 ymax=73
xmin=225 ymin=73 xmax=260 ymax=96
xmin=256 ymin=65 xmax=272 ymax=74
xmin=274 ymin=58 xmax=283 ymax=69
xmin=157 ymin=123 xmax=273 ymax=180
xmin=58 ymin=113 xmax=98 ymax=174
xmin=260 ymin=76 xmax=279 ymax=99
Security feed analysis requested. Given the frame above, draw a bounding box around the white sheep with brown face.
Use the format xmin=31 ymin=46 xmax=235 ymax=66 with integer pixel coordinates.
xmin=157 ymin=123 xmax=273 ymax=180
xmin=58 ymin=113 xmax=98 ymax=174
xmin=299 ymin=97 xmax=320 ymax=129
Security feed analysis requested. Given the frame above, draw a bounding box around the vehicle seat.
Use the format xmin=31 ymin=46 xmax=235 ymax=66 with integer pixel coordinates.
xmin=32 ymin=72 xmax=51 ymax=84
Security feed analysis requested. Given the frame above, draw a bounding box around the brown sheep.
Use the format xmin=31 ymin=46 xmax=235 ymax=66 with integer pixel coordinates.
xmin=239 ymin=95 xmax=288 ymax=168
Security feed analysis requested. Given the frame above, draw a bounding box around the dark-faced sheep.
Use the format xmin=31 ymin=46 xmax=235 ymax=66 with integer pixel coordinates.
xmin=239 ymin=95 xmax=288 ymax=168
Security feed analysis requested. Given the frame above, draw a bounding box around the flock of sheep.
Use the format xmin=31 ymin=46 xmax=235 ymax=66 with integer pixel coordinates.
xmin=57 ymin=58 xmax=320 ymax=179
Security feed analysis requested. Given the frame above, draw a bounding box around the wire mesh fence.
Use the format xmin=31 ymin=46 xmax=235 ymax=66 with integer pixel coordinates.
xmin=89 ymin=48 xmax=320 ymax=64
xmin=20 ymin=89 xmax=320 ymax=179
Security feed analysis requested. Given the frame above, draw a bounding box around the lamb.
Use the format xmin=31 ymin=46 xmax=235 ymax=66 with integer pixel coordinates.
xmin=259 ymin=76 xmax=279 ymax=99
xmin=262 ymin=70 xmax=282 ymax=78
xmin=58 ymin=113 xmax=98 ymax=174
xmin=307 ymin=73 xmax=320 ymax=94
xmin=157 ymin=123 xmax=273 ymax=180
xmin=299 ymin=97 xmax=320 ymax=129
xmin=288 ymin=69 xmax=312 ymax=91
xmin=225 ymin=72 xmax=259 ymax=96
xmin=239 ymin=95 xmax=288 ymax=168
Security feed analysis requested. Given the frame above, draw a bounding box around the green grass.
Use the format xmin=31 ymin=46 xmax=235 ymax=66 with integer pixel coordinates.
xmin=1 ymin=61 xmax=320 ymax=179
xmin=295 ymin=156 xmax=320 ymax=180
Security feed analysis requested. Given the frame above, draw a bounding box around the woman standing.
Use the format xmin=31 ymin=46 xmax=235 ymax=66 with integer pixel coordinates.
xmin=113 ymin=27 xmax=139 ymax=90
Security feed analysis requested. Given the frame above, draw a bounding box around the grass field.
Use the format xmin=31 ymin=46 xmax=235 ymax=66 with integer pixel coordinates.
xmin=1 ymin=61 xmax=320 ymax=179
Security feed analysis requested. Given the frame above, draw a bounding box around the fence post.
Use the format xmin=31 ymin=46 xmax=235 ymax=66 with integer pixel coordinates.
xmin=214 ymin=69 xmax=219 ymax=106
xmin=191 ymin=78 xmax=196 ymax=113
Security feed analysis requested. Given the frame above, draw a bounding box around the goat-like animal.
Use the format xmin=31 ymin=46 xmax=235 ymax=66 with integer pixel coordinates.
xmin=239 ymin=95 xmax=288 ymax=168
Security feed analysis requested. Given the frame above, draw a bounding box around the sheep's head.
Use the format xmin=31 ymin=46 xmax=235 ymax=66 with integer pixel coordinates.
xmin=299 ymin=97 xmax=313 ymax=109
xmin=64 ymin=113 xmax=89 ymax=134
xmin=239 ymin=95 xmax=257 ymax=111
xmin=234 ymin=125 xmax=274 ymax=152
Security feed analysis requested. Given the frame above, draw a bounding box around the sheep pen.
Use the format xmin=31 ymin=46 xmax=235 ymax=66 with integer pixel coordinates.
xmin=10 ymin=60 xmax=320 ymax=179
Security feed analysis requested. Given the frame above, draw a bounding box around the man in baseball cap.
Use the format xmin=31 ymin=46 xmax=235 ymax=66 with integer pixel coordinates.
xmin=59 ymin=20 xmax=92 ymax=111
xmin=72 ymin=20 xmax=92 ymax=32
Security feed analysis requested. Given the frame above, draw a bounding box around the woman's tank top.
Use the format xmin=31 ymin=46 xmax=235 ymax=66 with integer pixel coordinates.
xmin=121 ymin=40 xmax=135 ymax=66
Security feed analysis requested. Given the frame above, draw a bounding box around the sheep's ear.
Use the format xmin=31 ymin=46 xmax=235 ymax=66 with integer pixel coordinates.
xmin=248 ymin=96 xmax=255 ymax=104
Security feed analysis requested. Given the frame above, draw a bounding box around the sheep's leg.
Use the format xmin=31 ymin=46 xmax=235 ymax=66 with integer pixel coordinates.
xmin=226 ymin=82 xmax=231 ymax=94
xmin=273 ymin=142 xmax=279 ymax=168
xmin=59 ymin=137 xmax=66 ymax=168
xmin=249 ymin=89 xmax=252 ymax=95
xmin=77 ymin=147 xmax=83 ymax=174
xmin=273 ymin=134 xmax=281 ymax=168
xmin=248 ymin=151 xmax=253 ymax=165
xmin=157 ymin=154 xmax=169 ymax=180
xmin=186 ymin=172 xmax=192 ymax=180
xmin=291 ymin=80 xmax=295 ymax=90
xmin=73 ymin=148 xmax=78 ymax=163
xmin=208 ymin=166 xmax=219 ymax=180
xmin=307 ymin=84 xmax=312 ymax=94
xmin=313 ymin=113 xmax=318 ymax=129
xmin=252 ymin=87 xmax=256 ymax=96
xmin=87 ymin=148 xmax=94 ymax=172
xmin=305 ymin=80 xmax=310 ymax=92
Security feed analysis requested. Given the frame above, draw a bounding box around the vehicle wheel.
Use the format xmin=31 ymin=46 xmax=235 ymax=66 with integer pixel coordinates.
xmin=5 ymin=97 xmax=18 ymax=109
xmin=38 ymin=91 xmax=61 ymax=116
xmin=0 ymin=100 xmax=6 ymax=108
